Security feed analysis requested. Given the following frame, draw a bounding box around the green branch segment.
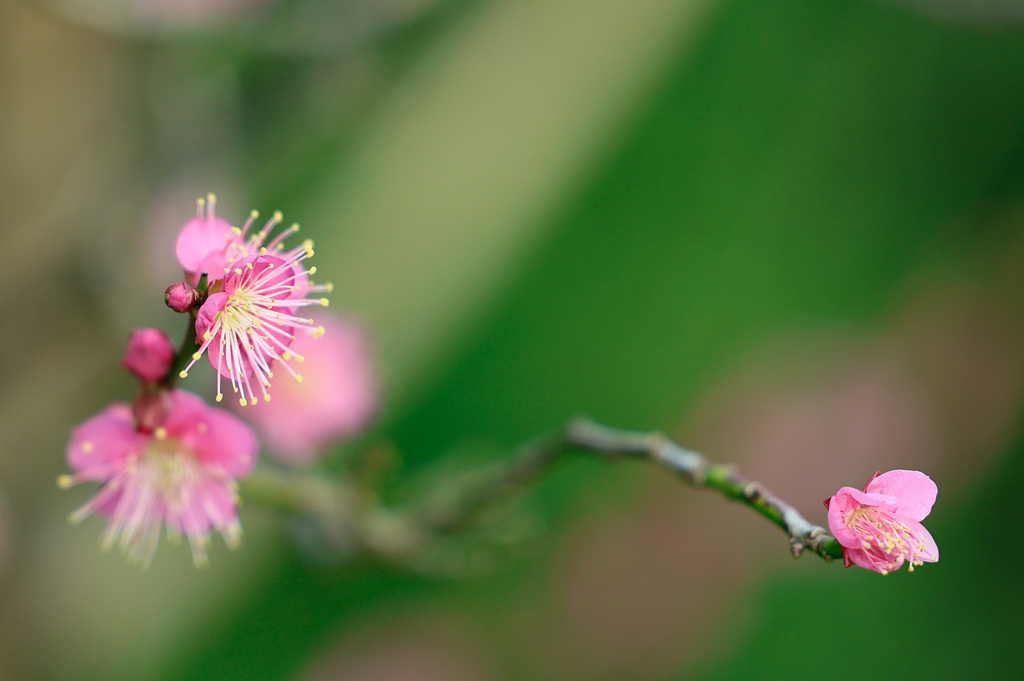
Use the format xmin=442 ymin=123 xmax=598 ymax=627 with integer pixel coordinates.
xmin=245 ymin=417 xmax=843 ymax=565
xmin=417 ymin=417 xmax=842 ymax=562
xmin=562 ymin=418 xmax=841 ymax=560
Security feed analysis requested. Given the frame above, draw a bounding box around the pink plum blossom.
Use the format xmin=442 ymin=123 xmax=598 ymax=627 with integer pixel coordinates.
xmin=175 ymin=197 xmax=332 ymax=407
xmin=234 ymin=314 xmax=379 ymax=464
xmin=122 ymin=328 xmax=175 ymax=382
xmin=61 ymin=390 xmax=258 ymax=567
xmin=824 ymin=470 xmax=938 ymax=575
xmin=183 ymin=254 xmax=328 ymax=405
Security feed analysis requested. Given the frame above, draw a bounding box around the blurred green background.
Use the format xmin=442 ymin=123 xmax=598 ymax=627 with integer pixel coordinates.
xmin=2 ymin=0 xmax=1024 ymax=679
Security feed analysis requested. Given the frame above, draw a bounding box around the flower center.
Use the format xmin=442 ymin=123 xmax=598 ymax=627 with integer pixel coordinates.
xmin=181 ymin=252 xmax=328 ymax=406
xmin=211 ymin=268 xmax=306 ymax=404
xmin=846 ymin=505 xmax=928 ymax=574
xmin=141 ymin=437 xmax=203 ymax=508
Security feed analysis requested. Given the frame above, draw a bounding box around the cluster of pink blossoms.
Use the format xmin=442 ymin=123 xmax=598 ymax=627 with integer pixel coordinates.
xmin=173 ymin=194 xmax=332 ymax=407
xmin=60 ymin=195 xmax=376 ymax=566
xmin=825 ymin=470 xmax=939 ymax=575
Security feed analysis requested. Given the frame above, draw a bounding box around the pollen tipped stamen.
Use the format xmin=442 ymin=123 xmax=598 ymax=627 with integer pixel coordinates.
xmin=236 ymin=210 xmax=259 ymax=242
xmin=264 ymin=223 xmax=300 ymax=252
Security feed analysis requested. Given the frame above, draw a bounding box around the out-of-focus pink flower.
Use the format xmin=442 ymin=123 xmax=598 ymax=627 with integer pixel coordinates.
xmin=175 ymin=194 xmax=240 ymax=287
xmin=236 ymin=314 xmax=379 ymax=464
xmin=824 ymin=470 xmax=938 ymax=574
xmin=122 ymin=328 xmax=176 ymax=382
xmin=175 ymin=197 xmax=332 ymax=407
xmin=60 ymin=390 xmax=258 ymax=567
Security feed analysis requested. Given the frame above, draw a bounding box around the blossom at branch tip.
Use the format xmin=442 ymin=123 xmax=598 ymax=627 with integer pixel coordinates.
xmin=60 ymin=390 xmax=258 ymax=567
xmin=233 ymin=313 xmax=379 ymax=465
xmin=174 ymin=195 xmax=333 ymax=406
xmin=122 ymin=328 xmax=175 ymax=382
xmin=824 ymin=470 xmax=938 ymax=575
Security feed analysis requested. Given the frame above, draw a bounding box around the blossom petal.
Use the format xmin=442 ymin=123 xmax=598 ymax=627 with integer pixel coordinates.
xmin=905 ymin=518 xmax=939 ymax=563
xmin=175 ymin=215 xmax=238 ymax=282
xmin=829 ymin=486 xmax=896 ymax=512
xmin=191 ymin=407 xmax=259 ymax=477
xmin=865 ymin=469 xmax=937 ymax=522
xmin=827 ymin=489 xmax=865 ymax=548
xmin=66 ymin=404 xmax=145 ymax=476
xmin=195 ymin=292 xmax=229 ymax=342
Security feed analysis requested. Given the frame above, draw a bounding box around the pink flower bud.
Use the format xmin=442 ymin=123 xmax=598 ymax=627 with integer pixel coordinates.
xmin=165 ymin=282 xmax=200 ymax=313
xmin=122 ymin=328 xmax=176 ymax=382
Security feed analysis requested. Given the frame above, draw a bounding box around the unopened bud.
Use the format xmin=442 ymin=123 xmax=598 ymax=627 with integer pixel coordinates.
xmin=123 ymin=328 xmax=175 ymax=382
xmin=165 ymin=282 xmax=200 ymax=313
